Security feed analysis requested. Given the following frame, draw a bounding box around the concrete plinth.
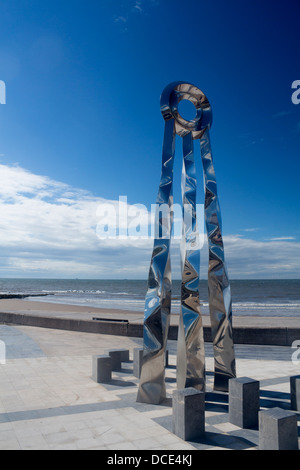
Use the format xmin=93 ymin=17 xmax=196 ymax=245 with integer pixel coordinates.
xmin=290 ymin=375 xmax=300 ymax=411
xmin=92 ymin=355 xmax=112 ymax=383
xmin=165 ymin=350 xmax=169 ymax=368
xmin=105 ymin=348 xmax=130 ymax=363
xmin=229 ymin=377 xmax=260 ymax=429
xmin=106 ymin=349 xmax=130 ymax=370
xmin=259 ymin=407 xmax=298 ymax=450
xmin=133 ymin=348 xmax=143 ymax=378
xmin=172 ymin=388 xmax=205 ymax=441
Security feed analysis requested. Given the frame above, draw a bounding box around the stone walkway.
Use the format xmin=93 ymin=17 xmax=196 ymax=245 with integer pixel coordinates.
xmin=0 ymin=324 xmax=299 ymax=450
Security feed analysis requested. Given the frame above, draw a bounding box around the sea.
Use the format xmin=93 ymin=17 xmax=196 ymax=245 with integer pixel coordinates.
xmin=0 ymin=278 xmax=299 ymax=318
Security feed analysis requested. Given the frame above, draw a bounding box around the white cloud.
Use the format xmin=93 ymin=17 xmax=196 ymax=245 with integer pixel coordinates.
xmin=0 ymin=163 xmax=299 ymax=279
xmin=221 ymin=235 xmax=300 ymax=279
xmin=272 ymin=111 xmax=291 ymax=119
xmin=0 ymin=163 xmax=152 ymax=278
xmin=266 ymin=237 xmax=295 ymax=241
xmin=241 ymin=227 xmax=260 ymax=232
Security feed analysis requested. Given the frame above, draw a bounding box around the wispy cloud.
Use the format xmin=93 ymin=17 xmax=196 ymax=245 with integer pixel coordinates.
xmin=272 ymin=111 xmax=291 ymax=119
xmin=237 ymin=133 xmax=265 ymax=146
xmin=251 ymin=137 xmax=264 ymax=145
xmin=133 ymin=1 xmax=143 ymax=12
xmin=114 ymin=0 xmax=159 ymax=29
xmin=266 ymin=237 xmax=296 ymax=241
xmin=114 ymin=16 xmax=127 ymax=24
xmin=241 ymin=228 xmax=260 ymax=232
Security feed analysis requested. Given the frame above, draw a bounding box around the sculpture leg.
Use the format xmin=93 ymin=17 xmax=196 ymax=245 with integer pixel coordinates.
xmin=200 ymin=128 xmax=236 ymax=391
xmin=137 ymin=119 xmax=175 ymax=404
xmin=176 ymin=132 xmax=205 ymax=391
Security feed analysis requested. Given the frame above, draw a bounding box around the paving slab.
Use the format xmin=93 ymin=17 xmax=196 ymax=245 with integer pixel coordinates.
xmin=0 ymin=324 xmax=299 ymax=450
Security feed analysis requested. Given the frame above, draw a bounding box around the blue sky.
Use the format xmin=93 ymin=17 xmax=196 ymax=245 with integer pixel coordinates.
xmin=0 ymin=0 xmax=299 ymax=279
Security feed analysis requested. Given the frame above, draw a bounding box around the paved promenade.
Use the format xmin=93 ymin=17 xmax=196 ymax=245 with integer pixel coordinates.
xmin=0 ymin=323 xmax=299 ymax=450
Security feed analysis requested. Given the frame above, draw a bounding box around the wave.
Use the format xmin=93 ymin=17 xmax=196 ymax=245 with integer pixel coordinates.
xmin=39 ymin=289 xmax=141 ymax=296
xmin=8 ymin=291 xmax=300 ymax=309
xmin=41 ymin=289 xmax=107 ymax=294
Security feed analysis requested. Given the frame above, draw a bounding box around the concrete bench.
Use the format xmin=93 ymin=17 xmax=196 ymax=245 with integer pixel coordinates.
xmin=229 ymin=377 xmax=260 ymax=428
xmin=172 ymin=388 xmax=205 ymax=441
xmin=92 ymin=355 xmax=112 ymax=383
xmin=259 ymin=407 xmax=298 ymax=450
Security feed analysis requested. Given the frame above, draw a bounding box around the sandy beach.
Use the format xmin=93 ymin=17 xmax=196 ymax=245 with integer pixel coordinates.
xmin=0 ymin=298 xmax=299 ymax=329
xmin=0 ymin=298 xmax=146 ymax=323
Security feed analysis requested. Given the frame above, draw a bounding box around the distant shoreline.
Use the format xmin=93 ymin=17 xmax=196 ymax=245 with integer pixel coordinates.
xmin=0 ymin=293 xmax=50 ymax=300
xmin=0 ymin=278 xmax=299 ymax=318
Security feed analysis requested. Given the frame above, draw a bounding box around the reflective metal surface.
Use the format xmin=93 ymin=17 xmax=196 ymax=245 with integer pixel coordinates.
xmin=200 ymin=128 xmax=236 ymax=391
xmin=176 ymin=132 xmax=205 ymax=391
xmin=136 ymin=118 xmax=175 ymax=404
xmin=137 ymin=82 xmax=235 ymax=404
xmin=160 ymin=81 xmax=212 ymax=139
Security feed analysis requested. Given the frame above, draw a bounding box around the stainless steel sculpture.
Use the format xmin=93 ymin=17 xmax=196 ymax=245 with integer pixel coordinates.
xmin=137 ymin=82 xmax=236 ymax=405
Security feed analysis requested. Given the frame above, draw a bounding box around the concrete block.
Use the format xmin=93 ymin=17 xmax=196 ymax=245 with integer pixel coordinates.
xmin=92 ymin=355 xmax=112 ymax=383
xmin=290 ymin=375 xmax=300 ymax=411
xmin=259 ymin=407 xmax=298 ymax=450
xmin=106 ymin=350 xmax=122 ymax=371
xmin=165 ymin=350 xmax=169 ymax=368
xmin=229 ymin=377 xmax=260 ymax=428
xmin=106 ymin=348 xmax=130 ymax=364
xmin=172 ymin=388 xmax=205 ymax=441
xmin=133 ymin=348 xmax=144 ymax=378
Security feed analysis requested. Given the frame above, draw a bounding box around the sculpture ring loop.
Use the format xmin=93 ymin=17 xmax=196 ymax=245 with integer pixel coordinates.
xmin=160 ymin=81 xmax=213 ymax=139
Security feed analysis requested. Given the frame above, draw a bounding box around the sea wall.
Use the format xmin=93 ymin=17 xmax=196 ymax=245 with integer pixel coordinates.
xmin=0 ymin=311 xmax=299 ymax=346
